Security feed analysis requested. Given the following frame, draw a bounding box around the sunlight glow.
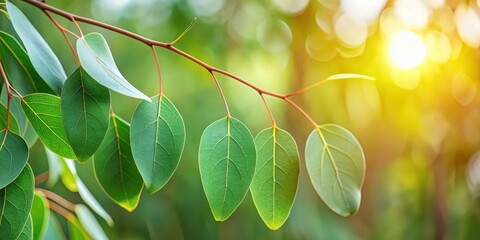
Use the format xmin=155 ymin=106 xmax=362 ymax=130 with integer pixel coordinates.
xmin=389 ymin=30 xmax=426 ymax=69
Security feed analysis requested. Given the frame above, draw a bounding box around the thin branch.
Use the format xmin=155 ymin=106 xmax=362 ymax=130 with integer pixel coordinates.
xmin=151 ymin=46 xmax=163 ymax=95
xmin=48 ymin=200 xmax=76 ymax=220
xmin=70 ymin=16 xmax=83 ymax=37
xmin=20 ymin=0 xmax=287 ymax=98
xmin=44 ymin=11 xmax=80 ymax=66
xmin=284 ymin=98 xmax=318 ymax=128
xmin=260 ymin=93 xmax=275 ymax=126
xmin=35 ymin=171 xmax=49 ymax=186
xmin=210 ymin=71 xmax=230 ymax=117
xmin=37 ymin=188 xmax=77 ymax=211
xmin=0 ymin=60 xmax=12 ymax=132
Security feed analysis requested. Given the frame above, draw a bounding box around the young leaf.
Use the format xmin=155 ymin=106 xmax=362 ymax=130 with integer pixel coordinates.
xmin=77 ymin=177 xmax=114 ymax=226
xmin=199 ymin=117 xmax=256 ymax=221
xmin=0 ymin=30 xmax=55 ymax=94
xmin=250 ymin=127 xmax=299 ymax=230
xmin=61 ymin=68 xmax=110 ymax=162
xmin=44 ymin=147 xmax=63 ymax=187
xmin=0 ymin=164 xmax=34 ymax=239
xmin=21 ymin=93 xmax=75 ymax=159
xmin=18 ymin=214 xmax=33 ymax=240
xmin=130 ymin=95 xmax=185 ymax=194
xmin=31 ymin=191 xmax=49 ymax=240
xmin=94 ymin=115 xmax=143 ymax=211
xmin=0 ymin=130 xmax=29 ymax=189
xmin=305 ymin=124 xmax=365 ymax=216
xmin=6 ymin=2 xmax=66 ymax=93
xmin=43 ymin=213 xmax=66 ymax=240
xmin=75 ymin=204 xmax=108 ymax=240
xmin=0 ymin=103 xmax=20 ymax=133
xmin=76 ymin=32 xmax=149 ymax=101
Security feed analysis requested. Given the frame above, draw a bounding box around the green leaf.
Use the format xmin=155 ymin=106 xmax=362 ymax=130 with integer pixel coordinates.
xmin=21 ymin=93 xmax=75 ymax=159
xmin=75 ymin=204 xmax=108 ymax=240
xmin=43 ymin=213 xmax=66 ymax=240
xmin=1 ymin=87 xmax=38 ymax=147
xmin=31 ymin=190 xmax=49 ymax=240
xmin=94 ymin=115 xmax=143 ymax=211
xmin=199 ymin=116 xmax=256 ymax=221
xmin=76 ymin=33 xmax=149 ymax=101
xmin=0 ymin=30 xmax=55 ymax=95
xmin=77 ymin=177 xmax=114 ymax=226
xmin=0 ymin=130 xmax=28 ymax=189
xmin=0 ymin=102 xmax=20 ymax=134
xmin=250 ymin=127 xmax=299 ymax=230
xmin=61 ymin=68 xmax=110 ymax=162
xmin=18 ymin=214 xmax=33 ymax=240
xmin=0 ymin=164 xmax=34 ymax=239
xmin=305 ymin=124 xmax=365 ymax=216
xmin=130 ymin=95 xmax=185 ymax=194
xmin=44 ymin=147 xmax=62 ymax=187
xmin=6 ymin=2 xmax=66 ymax=93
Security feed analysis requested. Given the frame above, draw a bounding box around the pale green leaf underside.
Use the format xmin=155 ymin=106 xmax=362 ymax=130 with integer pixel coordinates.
xmin=6 ymin=2 xmax=66 ymax=93
xmin=251 ymin=127 xmax=299 ymax=230
xmin=61 ymin=68 xmax=110 ymax=162
xmin=94 ymin=115 xmax=143 ymax=211
xmin=199 ymin=117 xmax=256 ymax=221
xmin=305 ymin=124 xmax=365 ymax=216
xmin=0 ymin=164 xmax=34 ymax=240
xmin=0 ymin=130 xmax=28 ymax=189
xmin=44 ymin=147 xmax=62 ymax=187
xmin=32 ymin=191 xmax=49 ymax=240
xmin=43 ymin=213 xmax=66 ymax=240
xmin=21 ymin=93 xmax=75 ymax=159
xmin=76 ymin=32 xmax=149 ymax=101
xmin=130 ymin=95 xmax=185 ymax=194
xmin=18 ymin=214 xmax=33 ymax=240
xmin=75 ymin=204 xmax=108 ymax=240
xmin=76 ymin=177 xmax=114 ymax=226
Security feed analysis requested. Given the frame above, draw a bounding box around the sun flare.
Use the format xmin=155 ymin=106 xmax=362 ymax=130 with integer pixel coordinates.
xmin=388 ymin=30 xmax=426 ymax=69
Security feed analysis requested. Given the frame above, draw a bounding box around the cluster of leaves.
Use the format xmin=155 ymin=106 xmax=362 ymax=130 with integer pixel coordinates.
xmin=0 ymin=1 xmax=366 ymax=238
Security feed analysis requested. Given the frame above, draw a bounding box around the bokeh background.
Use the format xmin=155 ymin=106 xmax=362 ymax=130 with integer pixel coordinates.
xmin=3 ymin=0 xmax=480 ymax=239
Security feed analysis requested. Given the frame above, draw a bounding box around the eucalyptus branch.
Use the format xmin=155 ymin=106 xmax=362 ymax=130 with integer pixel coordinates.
xmin=37 ymin=188 xmax=77 ymax=211
xmin=0 ymin=60 xmax=13 ymax=132
xmin=34 ymin=171 xmax=49 ymax=185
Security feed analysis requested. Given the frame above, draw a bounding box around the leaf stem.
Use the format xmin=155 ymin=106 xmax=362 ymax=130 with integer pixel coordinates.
xmin=0 ymin=60 xmax=13 ymax=132
xmin=210 ymin=71 xmax=230 ymax=117
xmin=260 ymin=93 xmax=275 ymax=126
xmin=44 ymin=11 xmax=81 ymax=66
xmin=37 ymin=188 xmax=77 ymax=211
xmin=284 ymin=98 xmax=318 ymax=128
xmin=151 ymin=46 xmax=163 ymax=95
xmin=34 ymin=171 xmax=49 ymax=186
xmin=70 ymin=16 xmax=83 ymax=37
xmin=48 ymin=200 xmax=76 ymax=220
